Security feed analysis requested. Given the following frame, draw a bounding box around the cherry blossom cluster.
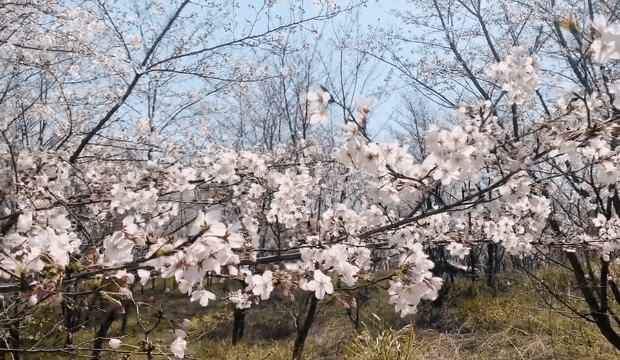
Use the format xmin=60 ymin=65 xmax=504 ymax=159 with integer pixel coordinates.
xmin=486 ymin=46 xmax=540 ymax=106
xmin=6 ymin=1 xmax=620 ymax=357
xmin=591 ymin=15 xmax=620 ymax=64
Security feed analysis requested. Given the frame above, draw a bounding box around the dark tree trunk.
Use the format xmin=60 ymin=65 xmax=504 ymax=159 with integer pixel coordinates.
xmin=430 ymin=276 xmax=450 ymax=327
xmin=469 ymin=246 xmax=479 ymax=291
xmin=487 ymin=242 xmax=497 ymax=289
xmin=232 ymin=308 xmax=246 ymax=345
xmin=292 ymin=295 xmax=319 ymax=360
xmin=346 ymin=290 xmax=368 ymax=330
xmin=9 ymin=326 xmax=20 ymax=360
xmin=567 ymin=252 xmax=620 ymax=351
xmin=120 ymin=301 xmax=132 ymax=335
xmin=347 ymin=305 xmax=360 ymax=329
xmin=7 ymin=298 xmax=22 ymax=360
xmin=91 ymin=309 xmax=116 ymax=360
xmin=62 ymin=296 xmax=82 ymax=346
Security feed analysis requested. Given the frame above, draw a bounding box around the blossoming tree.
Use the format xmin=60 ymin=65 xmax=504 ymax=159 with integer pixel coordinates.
xmin=4 ymin=0 xmax=620 ymax=359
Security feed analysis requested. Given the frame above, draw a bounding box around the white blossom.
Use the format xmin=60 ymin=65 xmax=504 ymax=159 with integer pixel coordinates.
xmin=170 ymin=335 xmax=187 ymax=358
xmin=190 ymin=290 xmax=217 ymax=307
xmin=109 ymin=338 xmax=122 ymax=349
xmin=306 ymin=270 xmax=333 ymax=299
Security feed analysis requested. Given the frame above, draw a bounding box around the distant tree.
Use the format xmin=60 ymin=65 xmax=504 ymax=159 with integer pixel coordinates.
xmin=6 ymin=1 xmax=620 ymax=359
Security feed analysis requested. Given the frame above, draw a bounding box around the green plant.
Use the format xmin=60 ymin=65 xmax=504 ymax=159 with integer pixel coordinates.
xmin=343 ymin=325 xmax=428 ymax=360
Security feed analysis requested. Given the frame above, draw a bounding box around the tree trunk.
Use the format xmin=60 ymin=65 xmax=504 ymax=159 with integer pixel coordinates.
xmin=347 ymin=305 xmax=360 ymax=329
xmin=469 ymin=247 xmax=478 ymax=292
xmin=486 ymin=242 xmax=497 ymax=289
xmin=120 ymin=301 xmax=131 ymax=335
xmin=292 ymin=295 xmax=319 ymax=360
xmin=62 ymin=296 xmax=81 ymax=346
xmin=567 ymin=252 xmax=620 ymax=351
xmin=8 ymin=299 xmax=22 ymax=360
xmin=232 ymin=308 xmax=246 ymax=345
xmin=9 ymin=326 xmax=20 ymax=360
xmin=91 ymin=309 xmax=116 ymax=360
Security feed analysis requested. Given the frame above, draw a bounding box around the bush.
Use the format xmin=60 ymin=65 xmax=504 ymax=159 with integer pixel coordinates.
xmin=343 ymin=325 xmax=428 ymax=360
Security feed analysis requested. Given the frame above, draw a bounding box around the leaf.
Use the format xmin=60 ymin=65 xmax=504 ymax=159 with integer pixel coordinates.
xmin=100 ymin=291 xmax=125 ymax=313
xmin=559 ymin=18 xmax=580 ymax=34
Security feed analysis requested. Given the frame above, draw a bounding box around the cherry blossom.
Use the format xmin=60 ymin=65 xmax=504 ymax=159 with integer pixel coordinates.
xmin=591 ymin=15 xmax=620 ymax=64
xmin=5 ymin=1 xmax=620 ymax=357
xmin=486 ymin=46 xmax=540 ymax=106
xmin=305 ymin=90 xmax=331 ymax=125
xmin=137 ymin=269 xmax=151 ymax=286
xmin=446 ymin=242 xmax=470 ymax=260
xmin=306 ymin=270 xmax=334 ymax=300
xmin=103 ymin=232 xmax=134 ymax=265
xmin=170 ymin=331 xmax=187 ymax=359
xmin=109 ymin=339 xmax=122 ymax=349
xmin=16 ymin=212 xmax=33 ymax=233
xmin=249 ymin=271 xmax=274 ymax=300
xmin=229 ymin=290 xmax=252 ymax=309
xmin=190 ymin=290 xmax=217 ymax=307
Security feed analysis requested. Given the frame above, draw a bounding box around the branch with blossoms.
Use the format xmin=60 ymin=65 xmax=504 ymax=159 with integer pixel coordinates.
xmin=8 ymin=1 xmax=620 ymax=357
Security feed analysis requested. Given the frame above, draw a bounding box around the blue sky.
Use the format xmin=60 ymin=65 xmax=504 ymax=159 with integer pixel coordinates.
xmin=225 ymin=0 xmax=407 ymax=139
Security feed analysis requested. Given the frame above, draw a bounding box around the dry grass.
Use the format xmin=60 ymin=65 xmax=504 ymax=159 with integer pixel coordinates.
xmin=13 ymin=270 xmax=620 ymax=359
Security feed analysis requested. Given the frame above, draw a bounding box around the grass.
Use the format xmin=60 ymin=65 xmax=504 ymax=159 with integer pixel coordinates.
xmin=11 ymin=270 xmax=620 ymax=359
xmin=179 ymin=270 xmax=620 ymax=360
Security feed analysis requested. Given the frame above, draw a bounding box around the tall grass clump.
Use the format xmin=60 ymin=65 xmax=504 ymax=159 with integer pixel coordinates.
xmin=343 ymin=324 xmax=428 ymax=360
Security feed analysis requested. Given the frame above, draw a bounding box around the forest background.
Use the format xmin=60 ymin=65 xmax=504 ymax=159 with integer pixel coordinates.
xmin=3 ymin=0 xmax=620 ymax=359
